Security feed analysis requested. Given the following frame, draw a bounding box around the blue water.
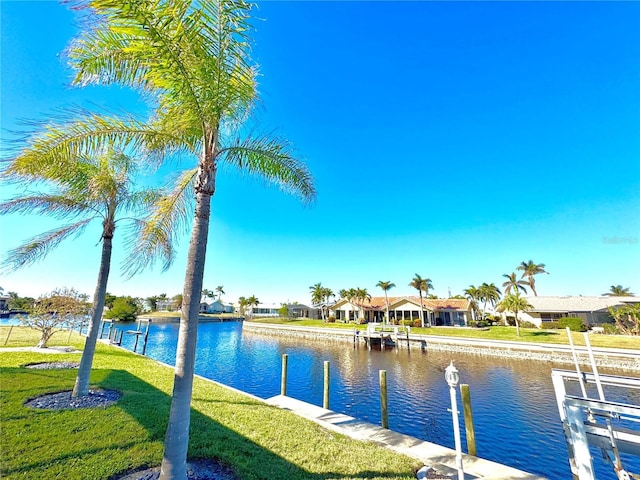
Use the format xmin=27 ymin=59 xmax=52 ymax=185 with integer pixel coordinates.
xmin=32 ymin=319 xmax=640 ymax=479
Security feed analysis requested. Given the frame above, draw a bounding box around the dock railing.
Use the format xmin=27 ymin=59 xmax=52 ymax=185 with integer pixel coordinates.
xmin=551 ymin=368 xmax=640 ymax=480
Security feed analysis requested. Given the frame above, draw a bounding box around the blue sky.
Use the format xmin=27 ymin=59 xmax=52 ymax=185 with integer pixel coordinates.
xmin=1 ymin=1 xmax=639 ymax=304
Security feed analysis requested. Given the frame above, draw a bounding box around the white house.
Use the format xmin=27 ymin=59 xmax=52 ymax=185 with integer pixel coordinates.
xmin=200 ymin=299 xmax=234 ymax=314
xmin=518 ymin=296 xmax=640 ymax=328
xmin=245 ymin=303 xmax=281 ymax=317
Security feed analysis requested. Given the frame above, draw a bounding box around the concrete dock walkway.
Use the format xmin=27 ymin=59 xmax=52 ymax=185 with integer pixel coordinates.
xmin=266 ymin=394 xmax=546 ymax=480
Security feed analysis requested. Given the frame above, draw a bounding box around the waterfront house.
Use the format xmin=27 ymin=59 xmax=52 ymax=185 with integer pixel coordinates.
xmin=518 ymin=296 xmax=640 ymax=327
xmin=200 ymin=299 xmax=234 ymax=314
xmin=286 ymin=303 xmax=321 ymax=319
xmin=156 ymin=298 xmax=178 ymax=312
xmin=328 ymin=296 xmax=472 ymax=326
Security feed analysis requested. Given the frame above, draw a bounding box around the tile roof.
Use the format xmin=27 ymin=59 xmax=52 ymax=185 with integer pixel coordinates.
xmin=332 ymin=296 xmax=470 ymax=311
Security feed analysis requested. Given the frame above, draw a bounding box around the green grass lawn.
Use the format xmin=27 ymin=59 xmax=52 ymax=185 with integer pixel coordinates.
xmin=249 ymin=318 xmax=640 ymax=350
xmin=0 ymin=327 xmax=418 ymax=480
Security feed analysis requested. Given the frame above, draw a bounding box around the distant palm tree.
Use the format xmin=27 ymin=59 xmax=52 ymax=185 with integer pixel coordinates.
xmin=517 ymin=260 xmax=548 ymax=296
xmin=201 ymin=289 xmax=211 ymax=300
xmin=463 ymin=285 xmax=482 ymax=321
xmin=502 ymin=273 xmax=529 ymax=296
xmin=604 ymin=285 xmax=634 ymax=297
xmin=497 ymin=293 xmax=533 ymax=337
xmin=0 ymin=148 xmax=173 ymax=399
xmin=246 ymin=295 xmax=259 ymax=318
xmin=355 ymin=288 xmax=371 ymax=322
xmin=215 ymin=286 xmax=225 ymax=301
xmin=376 ymin=281 xmax=396 ymax=324
xmin=479 ymin=282 xmax=502 ymax=320
xmin=309 ymin=283 xmax=326 ymax=321
xmin=409 ymin=274 xmax=433 ymax=327
xmin=238 ymin=296 xmax=249 ymax=316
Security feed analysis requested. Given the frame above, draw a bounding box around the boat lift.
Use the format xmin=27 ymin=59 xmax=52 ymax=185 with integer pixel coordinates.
xmin=552 ymin=331 xmax=640 ymax=480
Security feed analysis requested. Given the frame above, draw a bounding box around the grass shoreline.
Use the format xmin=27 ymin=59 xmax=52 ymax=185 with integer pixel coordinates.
xmin=0 ymin=328 xmax=419 ymax=480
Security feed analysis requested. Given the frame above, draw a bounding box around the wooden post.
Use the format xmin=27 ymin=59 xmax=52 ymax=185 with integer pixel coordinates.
xmin=4 ymin=325 xmax=14 ymax=346
xmin=323 ymin=361 xmax=330 ymax=409
xmin=460 ymin=384 xmax=477 ymax=456
xmin=380 ymin=370 xmax=388 ymax=429
xmin=281 ymin=354 xmax=288 ymax=396
xmin=99 ymin=320 xmax=107 ymax=339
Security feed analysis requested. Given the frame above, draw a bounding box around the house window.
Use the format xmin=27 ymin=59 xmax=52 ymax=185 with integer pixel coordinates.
xmin=540 ymin=313 xmax=564 ymax=322
xmin=412 ymin=310 xmax=419 ymax=319
xmin=349 ymin=311 xmax=354 ymax=321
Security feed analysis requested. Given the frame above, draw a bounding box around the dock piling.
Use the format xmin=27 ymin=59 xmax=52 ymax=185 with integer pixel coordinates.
xmin=380 ymin=370 xmax=388 ymax=429
xmin=323 ymin=361 xmax=330 ymax=409
xmin=460 ymin=384 xmax=477 ymax=456
xmin=281 ymin=354 xmax=288 ymax=396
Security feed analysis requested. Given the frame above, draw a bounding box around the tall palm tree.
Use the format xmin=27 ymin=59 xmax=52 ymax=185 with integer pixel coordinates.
xmin=376 ymin=280 xmax=395 ymax=324
xmin=409 ymin=274 xmax=433 ymax=327
xmin=63 ymin=2 xmax=316 ymax=477
xmin=0 ymin=148 xmax=173 ymax=398
xmin=478 ymin=282 xmax=501 ymax=320
xmin=502 ymin=272 xmax=529 ymax=296
xmin=215 ymin=285 xmax=225 ymax=301
xmin=497 ymin=293 xmax=533 ymax=337
xmin=604 ymin=285 xmax=634 ymax=297
xmin=516 ymin=260 xmax=548 ymax=296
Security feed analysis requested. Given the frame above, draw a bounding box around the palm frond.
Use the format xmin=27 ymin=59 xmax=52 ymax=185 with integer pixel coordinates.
xmin=122 ymin=168 xmax=197 ymax=277
xmin=0 ymin=194 xmax=93 ymax=219
xmin=4 ymin=110 xmax=195 ymax=179
xmin=220 ymin=135 xmax=316 ymax=204
xmin=2 ymin=219 xmax=93 ymax=272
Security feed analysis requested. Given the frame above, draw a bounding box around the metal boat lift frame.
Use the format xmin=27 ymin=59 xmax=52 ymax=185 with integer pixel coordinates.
xmin=552 ymin=368 xmax=640 ymax=479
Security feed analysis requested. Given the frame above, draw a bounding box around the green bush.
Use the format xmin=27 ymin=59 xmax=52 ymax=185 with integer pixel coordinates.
xmin=327 ymin=316 xmax=336 ymax=323
xmin=558 ymin=317 xmax=587 ymax=332
xmin=519 ymin=320 xmax=537 ymax=329
xmin=469 ymin=320 xmax=489 ymax=328
xmin=540 ymin=321 xmax=561 ymax=329
xmin=603 ymin=323 xmax=618 ymax=335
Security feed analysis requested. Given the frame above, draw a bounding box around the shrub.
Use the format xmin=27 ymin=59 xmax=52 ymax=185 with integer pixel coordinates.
xmin=558 ymin=317 xmax=587 ymax=332
xmin=413 ymin=319 xmax=422 ymax=328
xmin=540 ymin=321 xmax=561 ymax=329
xmin=603 ymin=323 xmax=618 ymax=335
xmin=327 ymin=316 xmax=336 ymax=323
xmin=469 ymin=320 xmax=489 ymax=328
xmin=519 ymin=320 xmax=537 ymax=329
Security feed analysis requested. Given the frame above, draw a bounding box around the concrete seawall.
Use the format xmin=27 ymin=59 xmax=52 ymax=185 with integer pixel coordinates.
xmin=242 ymin=322 xmax=640 ymax=371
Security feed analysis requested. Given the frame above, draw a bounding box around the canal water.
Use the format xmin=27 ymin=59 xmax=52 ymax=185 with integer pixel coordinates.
xmin=98 ymin=321 xmax=640 ymax=479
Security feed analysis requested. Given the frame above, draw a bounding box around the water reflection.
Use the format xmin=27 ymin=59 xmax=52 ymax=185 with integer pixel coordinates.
xmin=104 ymin=321 xmax=639 ymax=480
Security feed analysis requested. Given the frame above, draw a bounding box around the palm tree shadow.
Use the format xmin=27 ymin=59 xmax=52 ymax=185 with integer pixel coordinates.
xmin=528 ymin=331 xmax=560 ymax=337
xmin=98 ymin=370 xmax=412 ymax=479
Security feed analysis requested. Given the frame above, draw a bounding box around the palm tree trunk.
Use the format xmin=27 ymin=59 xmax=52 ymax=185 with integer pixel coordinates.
xmin=419 ymin=292 xmax=425 ymax=328
xmin=160 ymin=160 xmax=215 ymax=480
xmin=72 ymin=232 xmax=112 ymax=397
xmin=515 ymin=310 xmax=521 ymax=336
xmin=384 ymin=292 xmax=389 ymax=325
xmin=530 ymin=277 xmax=537 ymax=296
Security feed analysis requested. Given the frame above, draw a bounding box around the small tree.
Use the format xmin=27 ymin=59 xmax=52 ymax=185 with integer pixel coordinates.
xmin=21 ymin=288 xmax=90 ymax=348
xmin=497 ymin=293 xmax=533 ymax=337
xmin=608 ymin=304 xmax=640 ymax=335
xmin=104 ymin=296 xmax=139 ymax=322
xmin=278 ymin=304 xmax=289 ymax=318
